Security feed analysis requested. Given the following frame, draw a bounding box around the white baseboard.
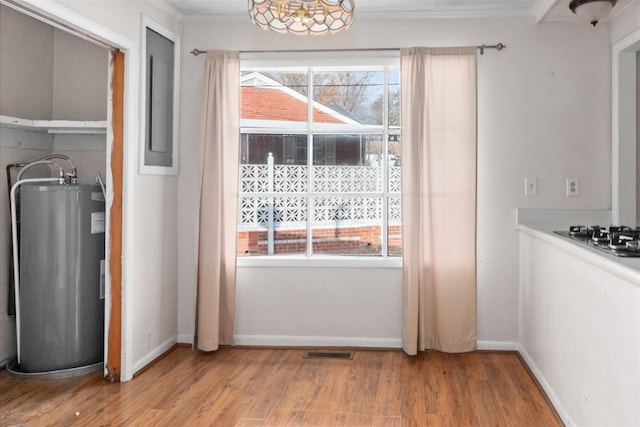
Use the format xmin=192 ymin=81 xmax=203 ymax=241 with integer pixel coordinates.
xmin=476 ymin=340 xmax=519 ymax=351
xmin=177 ymin=333 xmax=194 ymax=345
xmin=234 ymin=335 xmax=402 ymax=349
xmin=131 ymin=335 xmax=178 ymax=375
xmin=517 ymin=344 xmax=574 ymax=426
xmin=233 ymin=337 xmax=519 ymax=351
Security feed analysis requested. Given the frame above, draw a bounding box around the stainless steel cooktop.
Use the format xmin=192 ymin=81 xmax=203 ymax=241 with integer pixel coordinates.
xmin=554 ymin=225 xmax=640 ymax=258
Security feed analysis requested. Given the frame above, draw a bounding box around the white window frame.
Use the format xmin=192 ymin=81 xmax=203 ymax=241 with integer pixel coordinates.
xmin=238 ymin=55 xmax=401 ymax=267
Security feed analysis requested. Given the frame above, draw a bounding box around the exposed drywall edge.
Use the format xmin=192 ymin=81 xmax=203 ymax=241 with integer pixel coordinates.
xmin=131 ymin=334 xmax=177 ymax=376
xmin=517 ymin=344 xmax=575 ymax=427
xmin=234 ymin=335 xmax=403 ymax=349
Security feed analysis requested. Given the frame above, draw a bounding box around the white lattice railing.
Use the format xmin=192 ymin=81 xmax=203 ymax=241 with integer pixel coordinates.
xmin=239 ymin=163 xmax=401 ymax=229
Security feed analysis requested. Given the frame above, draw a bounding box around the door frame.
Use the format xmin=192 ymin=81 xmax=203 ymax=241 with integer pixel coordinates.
xmin=612 ymin=28 xmax=640 ymax=226
xmin=107 ymin=49 xmax=124 ymax=382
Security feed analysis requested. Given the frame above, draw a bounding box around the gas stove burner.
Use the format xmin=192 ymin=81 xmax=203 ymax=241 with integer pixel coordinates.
xmin=569 ymin=225 xmax=590 ymax=236
xmin=554 ymin=225 xmax=640 ymax=257
xmin=608 ymin=240 xmax=628 ymax=251
xmin=592 ymin=233 xmax=609 ymax=244
xmin=626 ymin=241 xmax=640 ymax=252
xmin=590 ymin=226 xmax=608 ymax=242
xmin=621 ymin=228 xmax=640 ymax=239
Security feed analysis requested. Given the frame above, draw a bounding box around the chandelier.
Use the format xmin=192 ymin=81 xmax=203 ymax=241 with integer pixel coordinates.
xmin=248 ymin=0 xmax=355 ymax=35
xmin=569 ymin=0 xmax=617 ymax=26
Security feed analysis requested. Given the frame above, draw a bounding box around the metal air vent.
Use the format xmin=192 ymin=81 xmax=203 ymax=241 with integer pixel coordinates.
xmin=303 ymin=351 xmax=354 ymax=360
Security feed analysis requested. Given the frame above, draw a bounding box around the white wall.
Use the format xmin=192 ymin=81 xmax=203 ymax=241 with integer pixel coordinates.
xmin=52 ymin=29 xmax=108 ymax=120
xmin=51 ymin=0 xmax=183 ymax=378
xmin=0 ymin=5 xmax=54 ymax=119
xmin=177 ymin=17 xmax=612 ymax=347
xmin=0 ymin=4 xmax=108 ymax=121
xmin=235 ymin=264 xmax=402 ymax=347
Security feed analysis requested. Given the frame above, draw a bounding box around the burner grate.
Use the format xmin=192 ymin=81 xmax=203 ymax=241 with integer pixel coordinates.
xmin=554 ymin=226 xmax=640 ymax=257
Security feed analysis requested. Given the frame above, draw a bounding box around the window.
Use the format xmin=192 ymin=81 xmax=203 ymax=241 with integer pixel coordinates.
xmin=238 ymin=65 xmax=401 ymax=257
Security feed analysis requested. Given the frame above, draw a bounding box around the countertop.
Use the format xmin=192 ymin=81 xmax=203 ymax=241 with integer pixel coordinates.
xmin=517 ymin=224 xmax=640 ymax=286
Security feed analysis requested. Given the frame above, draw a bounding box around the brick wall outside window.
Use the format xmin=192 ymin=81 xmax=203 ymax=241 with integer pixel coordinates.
xmin=238 ymin=225 xmax=403 ymax=256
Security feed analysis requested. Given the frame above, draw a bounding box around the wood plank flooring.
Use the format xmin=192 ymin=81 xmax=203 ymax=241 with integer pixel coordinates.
xmin=0 ymin=346 xmax=562 ymax=426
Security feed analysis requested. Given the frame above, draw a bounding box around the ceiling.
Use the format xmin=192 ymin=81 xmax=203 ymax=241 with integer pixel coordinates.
xmin=162 ymin=0 xmax=634 ymax=23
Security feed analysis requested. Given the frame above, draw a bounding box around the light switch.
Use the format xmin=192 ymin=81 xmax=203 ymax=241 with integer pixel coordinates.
xmin=525 ymin=177 xmax=538 ymax=196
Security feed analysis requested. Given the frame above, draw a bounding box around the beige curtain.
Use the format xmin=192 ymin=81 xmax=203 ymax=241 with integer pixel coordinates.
xmin=401 ymin=47 xmax=477 ymax=355
xmin=196 ymin=51 xmax=240 ymax=351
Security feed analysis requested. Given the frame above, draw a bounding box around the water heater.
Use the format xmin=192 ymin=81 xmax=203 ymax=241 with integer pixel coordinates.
xmin=18 ymin=183 xmax=105 ymax=373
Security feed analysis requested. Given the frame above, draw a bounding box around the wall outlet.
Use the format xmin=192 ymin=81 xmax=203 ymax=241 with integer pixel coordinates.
xmin=566 ymin=177 xmax=579 ymax=197
xmin=525 ymin=177 xmax=538 ymax=196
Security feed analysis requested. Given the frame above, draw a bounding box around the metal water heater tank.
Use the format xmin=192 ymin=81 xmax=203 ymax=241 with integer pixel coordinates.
xmin=18 ymin=183 xmax=105 ymax=373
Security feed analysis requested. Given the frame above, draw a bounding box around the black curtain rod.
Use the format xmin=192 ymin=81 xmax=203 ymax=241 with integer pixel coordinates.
xmin=190 ymin=43 xmax=506 ymax=57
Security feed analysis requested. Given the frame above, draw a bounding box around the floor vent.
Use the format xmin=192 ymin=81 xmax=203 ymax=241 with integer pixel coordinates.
xmin=303 ymin=351 xmax=354 ymax=360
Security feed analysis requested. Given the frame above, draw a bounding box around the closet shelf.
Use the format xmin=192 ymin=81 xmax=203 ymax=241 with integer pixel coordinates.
xmin=0 ymin=115 xmax=107 ymax=135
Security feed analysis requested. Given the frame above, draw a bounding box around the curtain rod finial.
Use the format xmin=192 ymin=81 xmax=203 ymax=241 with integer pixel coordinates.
xmin=478 ymin=43 xmax=506 ymax=55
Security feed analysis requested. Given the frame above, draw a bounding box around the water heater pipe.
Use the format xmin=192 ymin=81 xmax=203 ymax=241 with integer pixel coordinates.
xmin=6 ymin=154 xmax=75 ymax=182
xmin=10 ymin=177 xmax=62 ymax=365
xmin=42 ymin=154 xmax=77 ymax=183
xmin=96 ymin=172 xmax=106 ymax=200
xmin=16 ymin=160 xmax=64 ymax=183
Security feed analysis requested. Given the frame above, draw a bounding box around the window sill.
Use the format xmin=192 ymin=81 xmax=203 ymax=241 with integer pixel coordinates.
xmin=236 ymin=255 xmax=403 ymax=269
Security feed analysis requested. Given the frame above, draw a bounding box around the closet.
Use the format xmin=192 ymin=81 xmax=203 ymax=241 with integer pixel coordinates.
xmin=0 ymin=4 xmax=109 ymax=371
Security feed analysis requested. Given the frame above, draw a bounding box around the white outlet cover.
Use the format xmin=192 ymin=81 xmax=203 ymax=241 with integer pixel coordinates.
xmin=566 ymin=177 xmax=579 ymax=197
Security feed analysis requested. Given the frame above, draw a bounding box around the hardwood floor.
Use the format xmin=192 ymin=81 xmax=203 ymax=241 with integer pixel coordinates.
xmin=0 ymin=347 xmax=562 ymax=426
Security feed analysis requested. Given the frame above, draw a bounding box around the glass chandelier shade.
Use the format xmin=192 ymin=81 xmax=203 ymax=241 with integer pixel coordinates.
xmin=248 ymin=0 xmax=355 ymax=35
xmin=569 ymin=0 xmax=617 ymax=26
